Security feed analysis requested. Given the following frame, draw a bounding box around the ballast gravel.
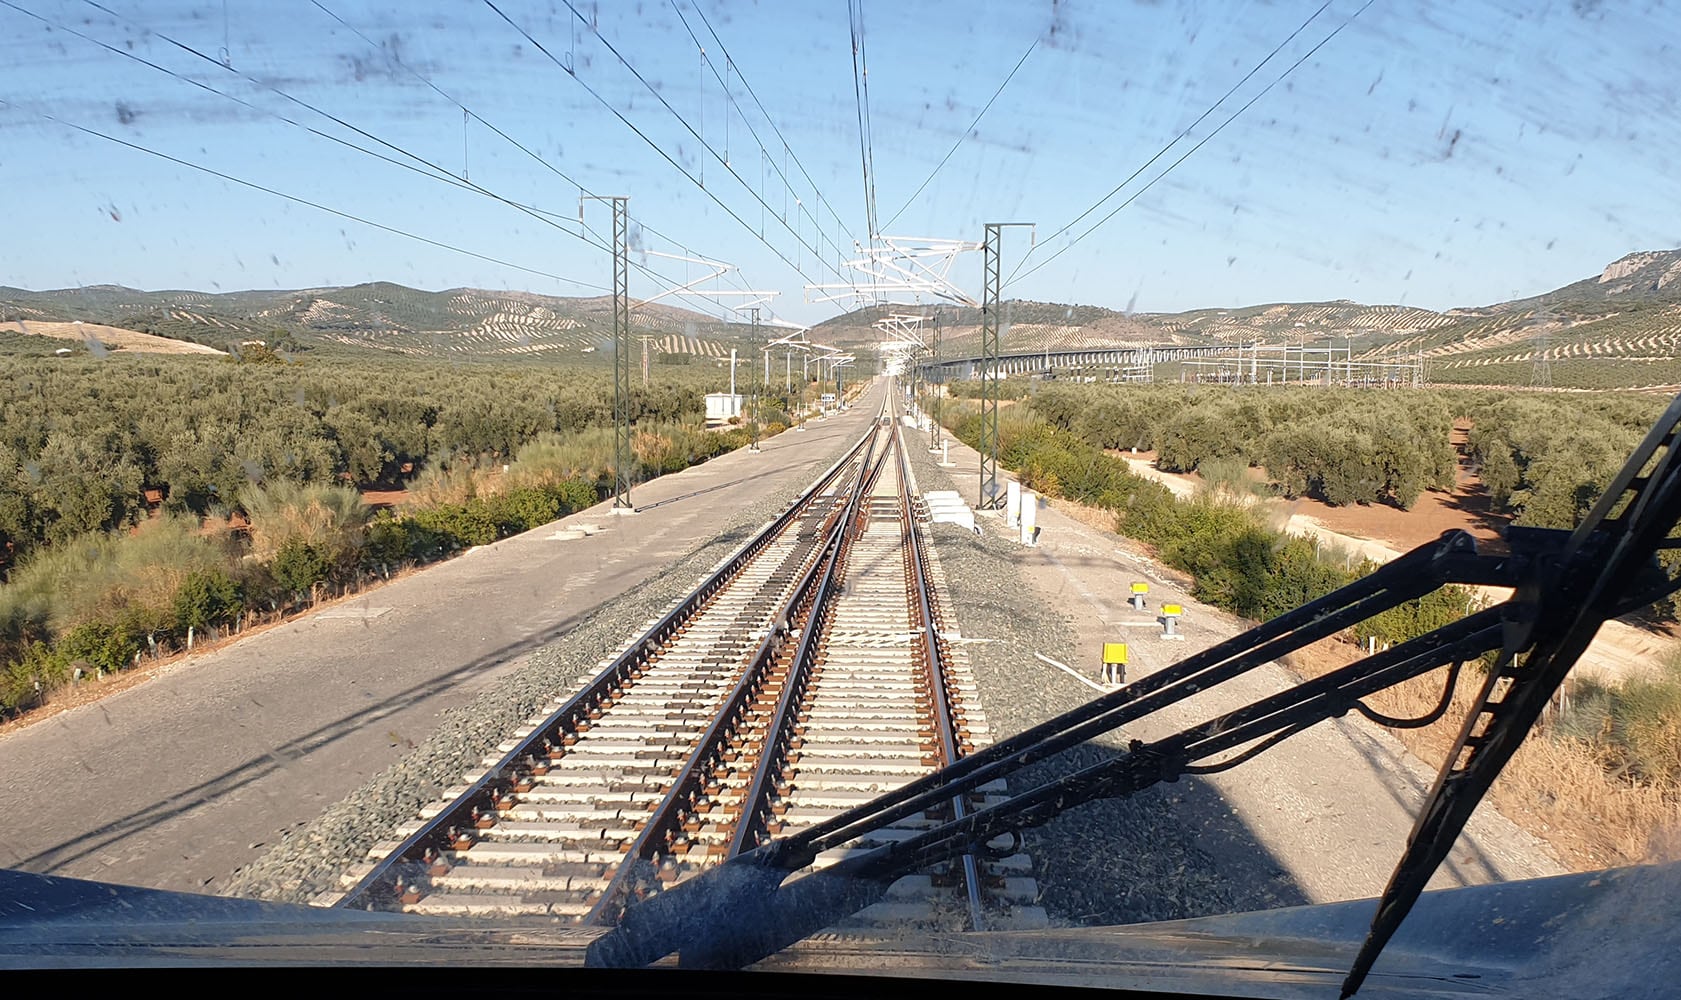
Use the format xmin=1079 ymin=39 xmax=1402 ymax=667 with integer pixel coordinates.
xmin=228 ymin=423 xmax=1305 ymax=928
xmin=222 ymin=431 xmax=863 ymax=904
xmin=903 ymin=437 xmax=1307 ymax=927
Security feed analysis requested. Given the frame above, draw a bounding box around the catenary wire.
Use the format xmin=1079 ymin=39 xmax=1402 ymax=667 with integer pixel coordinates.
xmin=879 ymin=35 xmax=1039 ymax=233
xmin=57 ymin=0 xmax=750 ymax=324
xmin=685 ymin=0 xmax=861 ymax=268
xmin=308 ymin=0 xmax=758 ymax=324
xmin=1006 ymin=0 xmax=1374 ymax=289
xmin=667 ymin=0 xmax=854 ymax=268
xmin=1004 ymin=0 xmax=1341 ymax=286
xmin=64 ymin=0 xmax=750 ymax=320
xmin=847 ymin=0 xmax=879 ymax=246
xmin=9 ymin=105 xmax=599 ymax=289
xmin=313 ymin=0 xmax=776 ymax=322
xmin=487 ymin=0 xmax=854 ymax=290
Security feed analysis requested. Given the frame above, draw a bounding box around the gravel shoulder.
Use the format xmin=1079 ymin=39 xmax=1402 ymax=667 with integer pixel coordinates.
xmin=904 ymin=425 xmax=1562 ymax=927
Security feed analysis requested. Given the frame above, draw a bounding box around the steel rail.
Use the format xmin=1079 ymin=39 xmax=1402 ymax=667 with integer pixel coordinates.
xmin=585 ymin=389 xmax=1681 ymax=977
xmin=336 ymin=426 xmax=878 ymax=910
xmin=587 ymin=571 xmax=1515 ymax=972
xmin=584 ymin=424 xmax=891 ymax=926
xmin=756 ymin=533 xmax=1479 ymax=870
xmin=723 ymin=423 xmax=905 ymax=861
xmin=892 ymin=424 xmax=984 ymax=931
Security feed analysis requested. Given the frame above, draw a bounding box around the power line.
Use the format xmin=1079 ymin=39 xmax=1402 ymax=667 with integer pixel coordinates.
xmin=11 ymin=104 xmax=600 ymax=289
xmin=67 ymin=0 xmax=630 ymax=261
xmin=684 ymin=0 xmax=861 ymax=266
xmin=308 ymin=0 xmax=756 ymax=324
xmin=4 ymin=1 xmax=489 ymax=204
xmin=1005 ymin=0 xmax=1342 ymax=286
xmin=57 ymin=0 xmax=751 ymax=325
xmin=847 ymin=0 xmax=880 ymax=259
xmin=486 ymin=0 xmax=853 ymax=290
xmin=880 ymin=35 xmax=1039 ymax=233
xmin=667 ymin=0 xmax=855 ymax=267
xmin=314 ymin=0 xmax=763 ymax=317
xmin=552 ymin=0 xmax=852 ymax=287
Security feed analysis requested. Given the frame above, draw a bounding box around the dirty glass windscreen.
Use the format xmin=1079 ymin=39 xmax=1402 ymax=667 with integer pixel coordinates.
xmin=1 ymin=1 xmax=1678 ymax=995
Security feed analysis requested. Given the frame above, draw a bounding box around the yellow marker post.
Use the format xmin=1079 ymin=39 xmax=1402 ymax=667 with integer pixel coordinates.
xmin=1129 ymin=581 xmax=1149 ymax=611
xmin=1160 ymin=604 xmax=1184 ymax=641
xmin=1101 ymin=642 xmax=1128 ymax=685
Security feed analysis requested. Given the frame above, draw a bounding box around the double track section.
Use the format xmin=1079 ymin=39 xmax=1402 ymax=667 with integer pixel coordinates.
xmin=330 ymin=412 xmax=1042 ymax=934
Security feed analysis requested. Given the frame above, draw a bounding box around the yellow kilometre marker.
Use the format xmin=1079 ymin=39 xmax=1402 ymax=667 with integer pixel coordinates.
xmin=1101 ymin=642 xmax=1128 ymax=686
xmin=1130 ymin=582 xmax=1149 ymax=594
xmin=1159 ymin=604 xmax=1185 ymax=641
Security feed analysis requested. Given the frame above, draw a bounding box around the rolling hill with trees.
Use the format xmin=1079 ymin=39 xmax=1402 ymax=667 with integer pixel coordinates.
xmin=0 ymin=282 xmax=755 ymax=362
xmin=806 ymin=249 xmax=1681 ymax=392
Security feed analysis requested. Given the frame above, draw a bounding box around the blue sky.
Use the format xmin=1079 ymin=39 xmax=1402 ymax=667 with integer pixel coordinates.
xmin=2 ymin=0 xmax=1679 ymax=328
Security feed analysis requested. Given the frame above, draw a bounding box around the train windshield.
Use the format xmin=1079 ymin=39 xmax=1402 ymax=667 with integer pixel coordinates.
xmin=1 ymin=2 xmax=1678 ymax=997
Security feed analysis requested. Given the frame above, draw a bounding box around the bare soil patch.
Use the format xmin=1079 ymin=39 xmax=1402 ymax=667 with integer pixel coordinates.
xmin=3 ymin=320 xmax=226 ymax=355
xmin=358 ymin=488 xmax=410 ymax=510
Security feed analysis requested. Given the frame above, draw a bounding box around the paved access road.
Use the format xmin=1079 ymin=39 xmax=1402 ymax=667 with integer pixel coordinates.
xmin=0 ymin=388 xmax=882 ymax=894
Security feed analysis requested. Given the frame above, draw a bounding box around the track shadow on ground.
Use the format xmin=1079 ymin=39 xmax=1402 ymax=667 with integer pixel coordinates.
xmin=1003 ymin=734 xmax=1312 ymax=927
xmin=8 ymin=593 xmax=657 ymax=875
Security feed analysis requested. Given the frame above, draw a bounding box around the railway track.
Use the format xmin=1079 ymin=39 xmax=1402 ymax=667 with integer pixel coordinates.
xmin=325 ymin=404 xmax=1045 ymax=936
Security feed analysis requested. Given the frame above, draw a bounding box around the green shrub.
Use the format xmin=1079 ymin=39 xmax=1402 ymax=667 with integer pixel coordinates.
xmin=0 ymin=641 xmax=67 ymax=714
xmin=59 ymin=617 xmax=143 ymax=674
xmin=1354 ymin=584 xmax=1480 ymax=649
xmin=270 ymin=537 xmax=329 ymax=595
xmin=1196 ymin=455 xmax=1260 ymax=499
xmin=171 ymin=567 xmax=243 ymax=633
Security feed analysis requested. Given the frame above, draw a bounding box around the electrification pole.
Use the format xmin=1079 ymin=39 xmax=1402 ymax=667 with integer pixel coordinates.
xmin=914 ymin=324 xmax=927 ymax=421
xmin=930 ymin=312 xmax=942 ymax=436
xmin=978 ymin=222 xmax=1035 ymax=509
xmin=748 ymin=306 xmax=762 ymax=452
xmin=583 ymin=195 xmax=633 ymax=510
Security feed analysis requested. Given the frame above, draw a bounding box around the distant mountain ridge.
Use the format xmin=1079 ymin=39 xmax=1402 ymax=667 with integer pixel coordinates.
xmin=0 ymin=282 xmax=750 ymax=361
xmin=5 ymin=250 xmax=1679 ymax=386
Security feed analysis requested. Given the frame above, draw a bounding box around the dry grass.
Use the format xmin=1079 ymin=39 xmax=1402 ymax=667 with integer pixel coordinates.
xmin=1282 ymin=638 xmax=1680 ymax=871
xmin=1046 ymin=495 xmax=1123 ymax=535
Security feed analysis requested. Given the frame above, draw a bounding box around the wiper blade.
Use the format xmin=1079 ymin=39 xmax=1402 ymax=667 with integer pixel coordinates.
xmin=587 ymin=529 xmax=1502 ymax=968
xmin=589 ymin=391 xmax=1681 ymax=997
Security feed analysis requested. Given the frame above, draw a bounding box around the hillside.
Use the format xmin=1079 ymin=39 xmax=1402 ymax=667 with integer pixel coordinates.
xmin=809 ymin=298 xmax=1458 ymax=357
xmin=0 ymin=283 xmax=754 ymax=363
xmin=805 ymin=249 xmax=1681 ymax=391
xmin=1360 ymin=250 xmax=1681 ymax=390
xmin=7 ymin=248 xmax=1679 ymax=388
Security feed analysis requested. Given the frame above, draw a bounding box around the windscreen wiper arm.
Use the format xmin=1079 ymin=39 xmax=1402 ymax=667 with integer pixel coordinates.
xmin=589 ymin=393 xmax=1681 ymax=996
